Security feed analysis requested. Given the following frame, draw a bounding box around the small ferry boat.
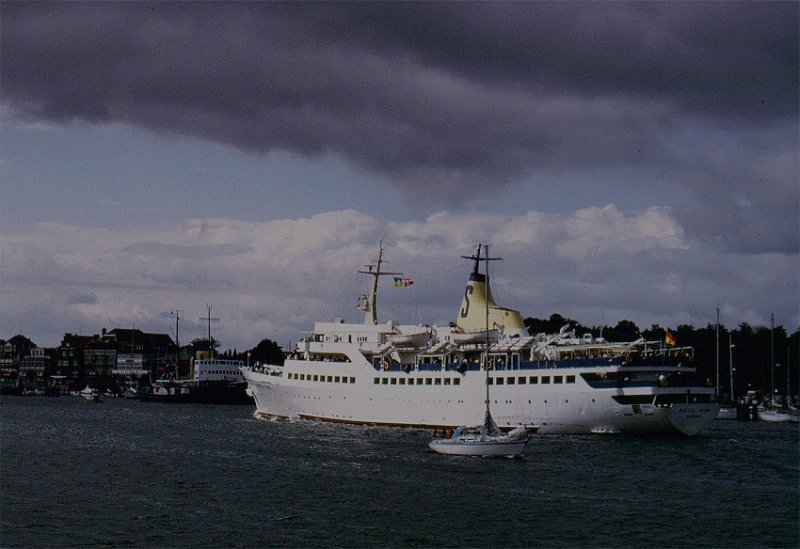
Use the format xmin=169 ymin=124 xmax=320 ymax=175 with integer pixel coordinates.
xmin=242 ymin=244 xmax=718 ymax=435
xmin=139 ymin=355 xmax=252 ymax=404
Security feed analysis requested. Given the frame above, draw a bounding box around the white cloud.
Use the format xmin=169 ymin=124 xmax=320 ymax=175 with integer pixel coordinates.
xmin=1 ymin=206 xmax=797 ymax=350
xmin=556 ymin=204 xmax=687 ymax=259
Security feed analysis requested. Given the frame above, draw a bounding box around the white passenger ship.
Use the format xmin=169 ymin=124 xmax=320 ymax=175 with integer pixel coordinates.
xmin=242 ymin=246 xmax=718 ymax=435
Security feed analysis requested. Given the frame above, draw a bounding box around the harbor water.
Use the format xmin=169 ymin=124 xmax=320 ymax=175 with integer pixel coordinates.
xmin=2 ymin=396 xmax=798 ymax=548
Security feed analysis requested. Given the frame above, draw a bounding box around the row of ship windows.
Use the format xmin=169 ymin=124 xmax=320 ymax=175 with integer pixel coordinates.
xmin=371 ymin=375 xmax=577 ymax=386
xmin=491 ymin=375 xmax=576 ymax=385
xmin=205 ymin=370 xmax=239 ymax=375
xmin=374 ymin=377 xmax=462 ymax=386
xmin=286 ymin=373 xmax=577 ymax=386
xmin=287 ymin=373 xmax=357 ymax=384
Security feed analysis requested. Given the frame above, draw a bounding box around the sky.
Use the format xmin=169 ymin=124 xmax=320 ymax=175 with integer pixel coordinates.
xmin=1 ymin=1 xmax=798 ymax=351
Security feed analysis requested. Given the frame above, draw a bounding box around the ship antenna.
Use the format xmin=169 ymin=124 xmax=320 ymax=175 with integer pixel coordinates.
xmin=461 ymin=244 xmax=483 ymax=276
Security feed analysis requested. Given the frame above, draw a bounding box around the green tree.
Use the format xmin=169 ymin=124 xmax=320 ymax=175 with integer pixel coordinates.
xmin=247 ymin=339 xmax=285 ymax=366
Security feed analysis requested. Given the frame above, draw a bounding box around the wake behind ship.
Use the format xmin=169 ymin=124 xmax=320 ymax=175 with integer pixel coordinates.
xmin=242 ymin=246 xmax=718 ymax=435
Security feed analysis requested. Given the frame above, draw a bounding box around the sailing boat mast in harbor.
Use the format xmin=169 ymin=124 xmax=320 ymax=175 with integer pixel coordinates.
xmin=476 ymin=244 xmax=502 ymax=432
xmin=429 ymin=244 xmax=529 ymax=457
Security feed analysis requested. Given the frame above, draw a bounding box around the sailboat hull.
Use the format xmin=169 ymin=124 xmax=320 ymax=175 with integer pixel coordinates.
xmin=428 ymin=438 xmax=528 ymax=457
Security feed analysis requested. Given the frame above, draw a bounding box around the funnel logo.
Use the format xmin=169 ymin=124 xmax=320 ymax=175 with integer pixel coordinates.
xmin=460 ymin=285 xmax=473 ymax=318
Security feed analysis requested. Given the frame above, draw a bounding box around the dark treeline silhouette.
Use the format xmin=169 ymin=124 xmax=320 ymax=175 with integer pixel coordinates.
xmin=184 ymin=337 xmax=284 ymax=366
xmin=230 ymin=338 xmax=285 ymax=366
xmin=524 ymin=314 xmax=800 ymax=400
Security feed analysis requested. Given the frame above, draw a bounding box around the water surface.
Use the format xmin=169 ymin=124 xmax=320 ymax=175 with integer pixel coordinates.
xmin=2 ymin=396 xmax=798 ymax=547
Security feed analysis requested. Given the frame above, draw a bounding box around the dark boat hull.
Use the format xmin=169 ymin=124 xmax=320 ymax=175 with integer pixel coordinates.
xmin=138 ymin=381 xmax=253 ymax=405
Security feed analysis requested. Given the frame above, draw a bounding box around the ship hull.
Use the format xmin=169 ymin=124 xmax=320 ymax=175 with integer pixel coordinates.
xmin=139 ymin=381 xmax=253 ymax=405
xmin=242 ymin=365 xmax=717 ymax=436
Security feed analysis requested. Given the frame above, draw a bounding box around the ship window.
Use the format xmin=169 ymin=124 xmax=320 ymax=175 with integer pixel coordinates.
xmin=496 ymin=377 xmax=504 ymax=385
xmin=416 ymin=379 xmax=423 ymax=385
xmin=399 ymin=378 xmax=406 ymax=385
xmin=374 ymin=378 xmax=379 ymax=384
xmin=507 ymin=377 xmax=515 ymax=385
xmin=554 ymin=376 xmax=563 ymax=384
xmin=566 ymin=375 xmax=576 ymax=383
xmin=434 ymin=378 xmax=441 ymax=385
xmin=444 ymin=378 xmax=451 ymax=385
xmin=349 ymin=377 xmax=355 ymax=383
xmin=382 ymin=378 xmax=388 ymax=385
xmin=542 ymin=376 xmax=550 ymax=384
xmin=518 ymin=377 xmax=526 ymax=384
xmin=454 ymin=378 xmax=460 ymax=385
xmin=327 ymin=376 xmax=333 ymax=382
xmin=335 ymin=376 xmax=340 ymax=383
xmin=314 ymin=375 xmax=319 ymax=381
xmin=488 ymin=378 xmax=494 ymax=385
xmin=530 ymin=377 xmax=538 ymax=384
xmin=425 ymin=378 xmax=432 ymax=385
xmin=300 ymin=374 xmax=306 ymax=380
xmin=391 ymin=378 xmax=397 ymax=385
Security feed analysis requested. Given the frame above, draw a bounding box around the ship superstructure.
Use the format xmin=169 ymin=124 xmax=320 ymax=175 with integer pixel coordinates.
xmin=242 ymin=245 xmax=717 ymax=435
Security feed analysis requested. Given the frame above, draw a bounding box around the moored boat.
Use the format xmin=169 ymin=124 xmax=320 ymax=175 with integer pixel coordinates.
xmin=717 ymin=406 xmax=737 ymax=420
xmin=757 ymin=407 xmax=794 ymax=423
xmin=139 ymin=355 xmax=252 ymax=404
xmin=79 ymin=385 xmax=102 ymax=403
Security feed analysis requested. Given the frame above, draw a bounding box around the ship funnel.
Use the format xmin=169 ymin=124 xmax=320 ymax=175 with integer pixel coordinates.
xmin=455 ymin=247 xmax=525 ymax=332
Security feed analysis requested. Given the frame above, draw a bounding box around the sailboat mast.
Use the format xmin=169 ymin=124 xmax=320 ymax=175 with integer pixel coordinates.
xmin=771 ymin=313 xmax=775 ymax=401
xmin=484 ymin=244 xmax=491 ymax=416
xmin=715 ymin=307 xmax=720 ymax=400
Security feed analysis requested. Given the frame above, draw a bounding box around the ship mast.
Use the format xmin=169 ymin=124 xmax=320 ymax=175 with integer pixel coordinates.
xmin=171 ymin=309 xmax=182 ymax=347
xmin=199 ymin=303 xmax=219 ymax=356
xmin=357 ymin=243 xmax=402 ymax=325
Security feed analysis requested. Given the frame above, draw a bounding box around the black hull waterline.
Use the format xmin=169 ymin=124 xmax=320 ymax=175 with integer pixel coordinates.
xmin=138 ymin=381 xmax=253 ymax=405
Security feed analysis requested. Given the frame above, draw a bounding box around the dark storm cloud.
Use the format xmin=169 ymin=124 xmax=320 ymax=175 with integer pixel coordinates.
xmin=2 ymin=2 xmax=798 ymax=250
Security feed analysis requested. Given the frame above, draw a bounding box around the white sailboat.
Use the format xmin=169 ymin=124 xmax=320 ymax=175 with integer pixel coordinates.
xmin=757 ymin=407 xmax=794 ymax=423
xmin=429 ymin=245 xmax=530 ymax=457
xmin=79 ymin=385 xmax=102 ymax=402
